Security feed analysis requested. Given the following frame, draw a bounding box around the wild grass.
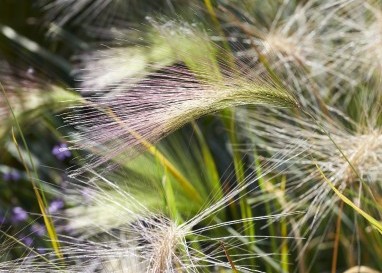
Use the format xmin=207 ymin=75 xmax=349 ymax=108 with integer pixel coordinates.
xmin=1 ymin=0 xmax=382 ymax=272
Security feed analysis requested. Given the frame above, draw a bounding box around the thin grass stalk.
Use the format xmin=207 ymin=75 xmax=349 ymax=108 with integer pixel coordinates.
xmin=220 ymin=241 xmax=239 ymax=273
xmin=191 ymin=121 xmax=223 ymax=202
xmin=254 ymin=151 xmax=276 ymax=273
xmin=280 ymin=175 xmax=289 ymax=273
xmin=0 ymin=82 xmax=63 ymax=260
xmin=161 ymin=170 xmax=179 ymax=221
xmin=11 ymin=129 xmax=61 ymax=255
xmin=254 ymin=173 xmax=306 ymax=273
xmin=332 ymin=200 xmax=344 ymax=273
xmin=214 ymin=216 xmax=286 ymax=272
xmin=316 ymin=163 xmax=382 ymax=234
xmin=203 ymin=0 xmax=235 ymax=67
xmin=221 ymin=110 xmax=256 ymax=268
xmin=202 ymin=2 xmax=258 ymax=264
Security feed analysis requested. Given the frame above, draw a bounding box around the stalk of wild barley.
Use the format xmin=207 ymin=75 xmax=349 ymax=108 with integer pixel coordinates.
xmin=65 ymin=22 xmax=298 ymax=174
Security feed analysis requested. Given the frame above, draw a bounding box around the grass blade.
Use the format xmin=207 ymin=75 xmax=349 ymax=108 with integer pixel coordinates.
xmin=316 ymin=162 xmax=382 ymax=234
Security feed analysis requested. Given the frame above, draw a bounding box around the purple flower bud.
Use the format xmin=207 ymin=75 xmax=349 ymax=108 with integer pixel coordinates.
xmin=21 ymin=236 xmax=33 ymax=247
xmin=3 ymin=172 xmax=12 ymax=181
xmin=48 ymin=199 xmax=65 ymax=214
xmin=11 ymin=207 xmax=28 ymax=223
xmin=3 ymin=170 xmax=21 ymax=182
xmin=31 ymin=223 xmax=46 ymax=237
xmin=52 ymin=143 xmax=71 ymax=161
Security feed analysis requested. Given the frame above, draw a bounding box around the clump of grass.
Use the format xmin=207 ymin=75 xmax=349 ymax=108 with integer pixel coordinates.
xmin=2 ymin=0 xmax=382 ymax=271
xmin=4 ymin=156 xmax=299 ymax=272
xmin=240 ymin=93 xmax=382 ymax=266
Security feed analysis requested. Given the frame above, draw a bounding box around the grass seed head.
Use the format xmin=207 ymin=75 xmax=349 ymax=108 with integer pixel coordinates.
xmin=66 ymin=22 xmax=298 ymax=174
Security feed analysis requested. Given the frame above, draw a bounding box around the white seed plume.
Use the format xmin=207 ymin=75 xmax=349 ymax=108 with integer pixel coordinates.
xmin=15 ymin=158 xmax=300 ymax=273
xmin=240 ymin=103 xmax=382 ymax=248
xmin=328 ymin=1 xmax=382 ymax=83
xmin=224 ymin=0 xmax=370 ymax=105
xmin=208 ymin=0 xmax=382 ymax=108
